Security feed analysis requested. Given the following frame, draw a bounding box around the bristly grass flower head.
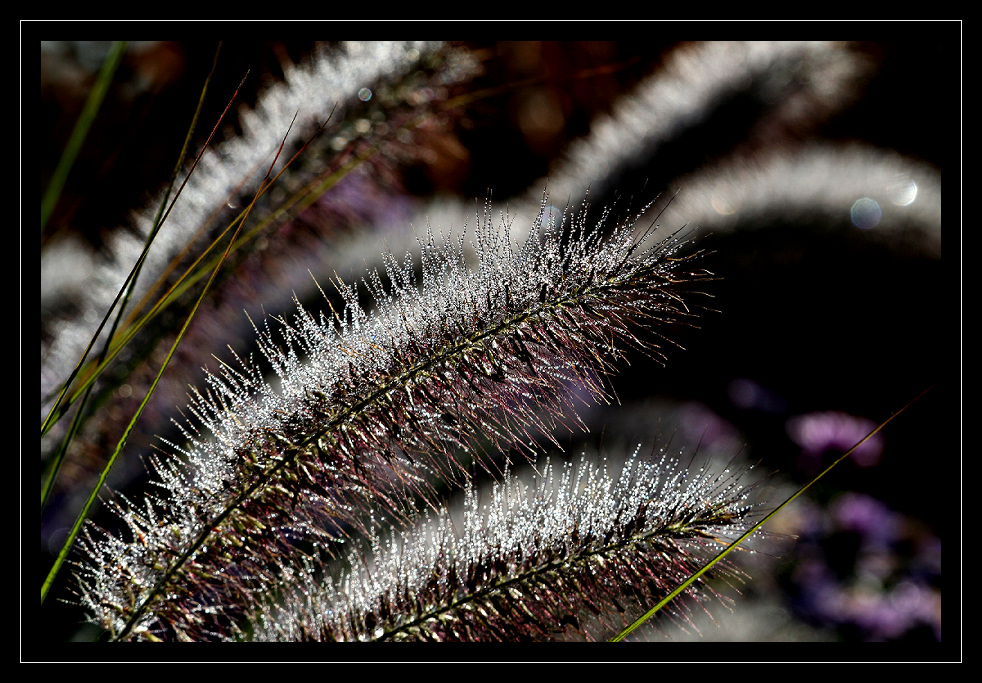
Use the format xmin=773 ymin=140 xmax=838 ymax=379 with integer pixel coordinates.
xmin=238 ymin=444 xmax=762 ymax=642
xmin=74 ymin=192 xmax=713 ymax=642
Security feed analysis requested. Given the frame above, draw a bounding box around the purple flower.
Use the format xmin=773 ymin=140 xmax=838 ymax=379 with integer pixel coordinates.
xmin=787 ymin=410 xmax=885 ymax=469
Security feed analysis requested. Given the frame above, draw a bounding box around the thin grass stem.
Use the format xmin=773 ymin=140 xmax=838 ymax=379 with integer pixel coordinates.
xmin=41 ymin=41 xmax=127 ymax=237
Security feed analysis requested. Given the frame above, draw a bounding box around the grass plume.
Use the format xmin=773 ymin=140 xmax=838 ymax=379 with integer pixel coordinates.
xmin=239 ymin=445 xmax=760 ymax=642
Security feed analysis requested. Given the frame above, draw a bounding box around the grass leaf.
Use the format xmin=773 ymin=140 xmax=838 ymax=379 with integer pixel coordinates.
xmin=41 ymin=41 xmax=127 ymax=237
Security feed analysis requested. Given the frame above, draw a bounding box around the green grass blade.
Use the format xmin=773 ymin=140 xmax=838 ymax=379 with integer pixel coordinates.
xmin=40 ymin=44 xmax=223 ymax=440
xmin=41 ymin=41 xmax=127 ymax=237
xmin=609 ymin=384 xmax=935 ymax=642
xmin=40 ymin=45 xmax=223 ymax=512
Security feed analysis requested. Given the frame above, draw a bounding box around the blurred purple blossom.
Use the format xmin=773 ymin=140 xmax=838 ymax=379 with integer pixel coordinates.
xmin=787 ymin=410 xmax=885 ymax=470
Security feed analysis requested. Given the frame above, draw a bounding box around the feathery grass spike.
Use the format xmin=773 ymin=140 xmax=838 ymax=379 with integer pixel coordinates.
xmin=239 ymin=446 xmax=760 ymax=642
